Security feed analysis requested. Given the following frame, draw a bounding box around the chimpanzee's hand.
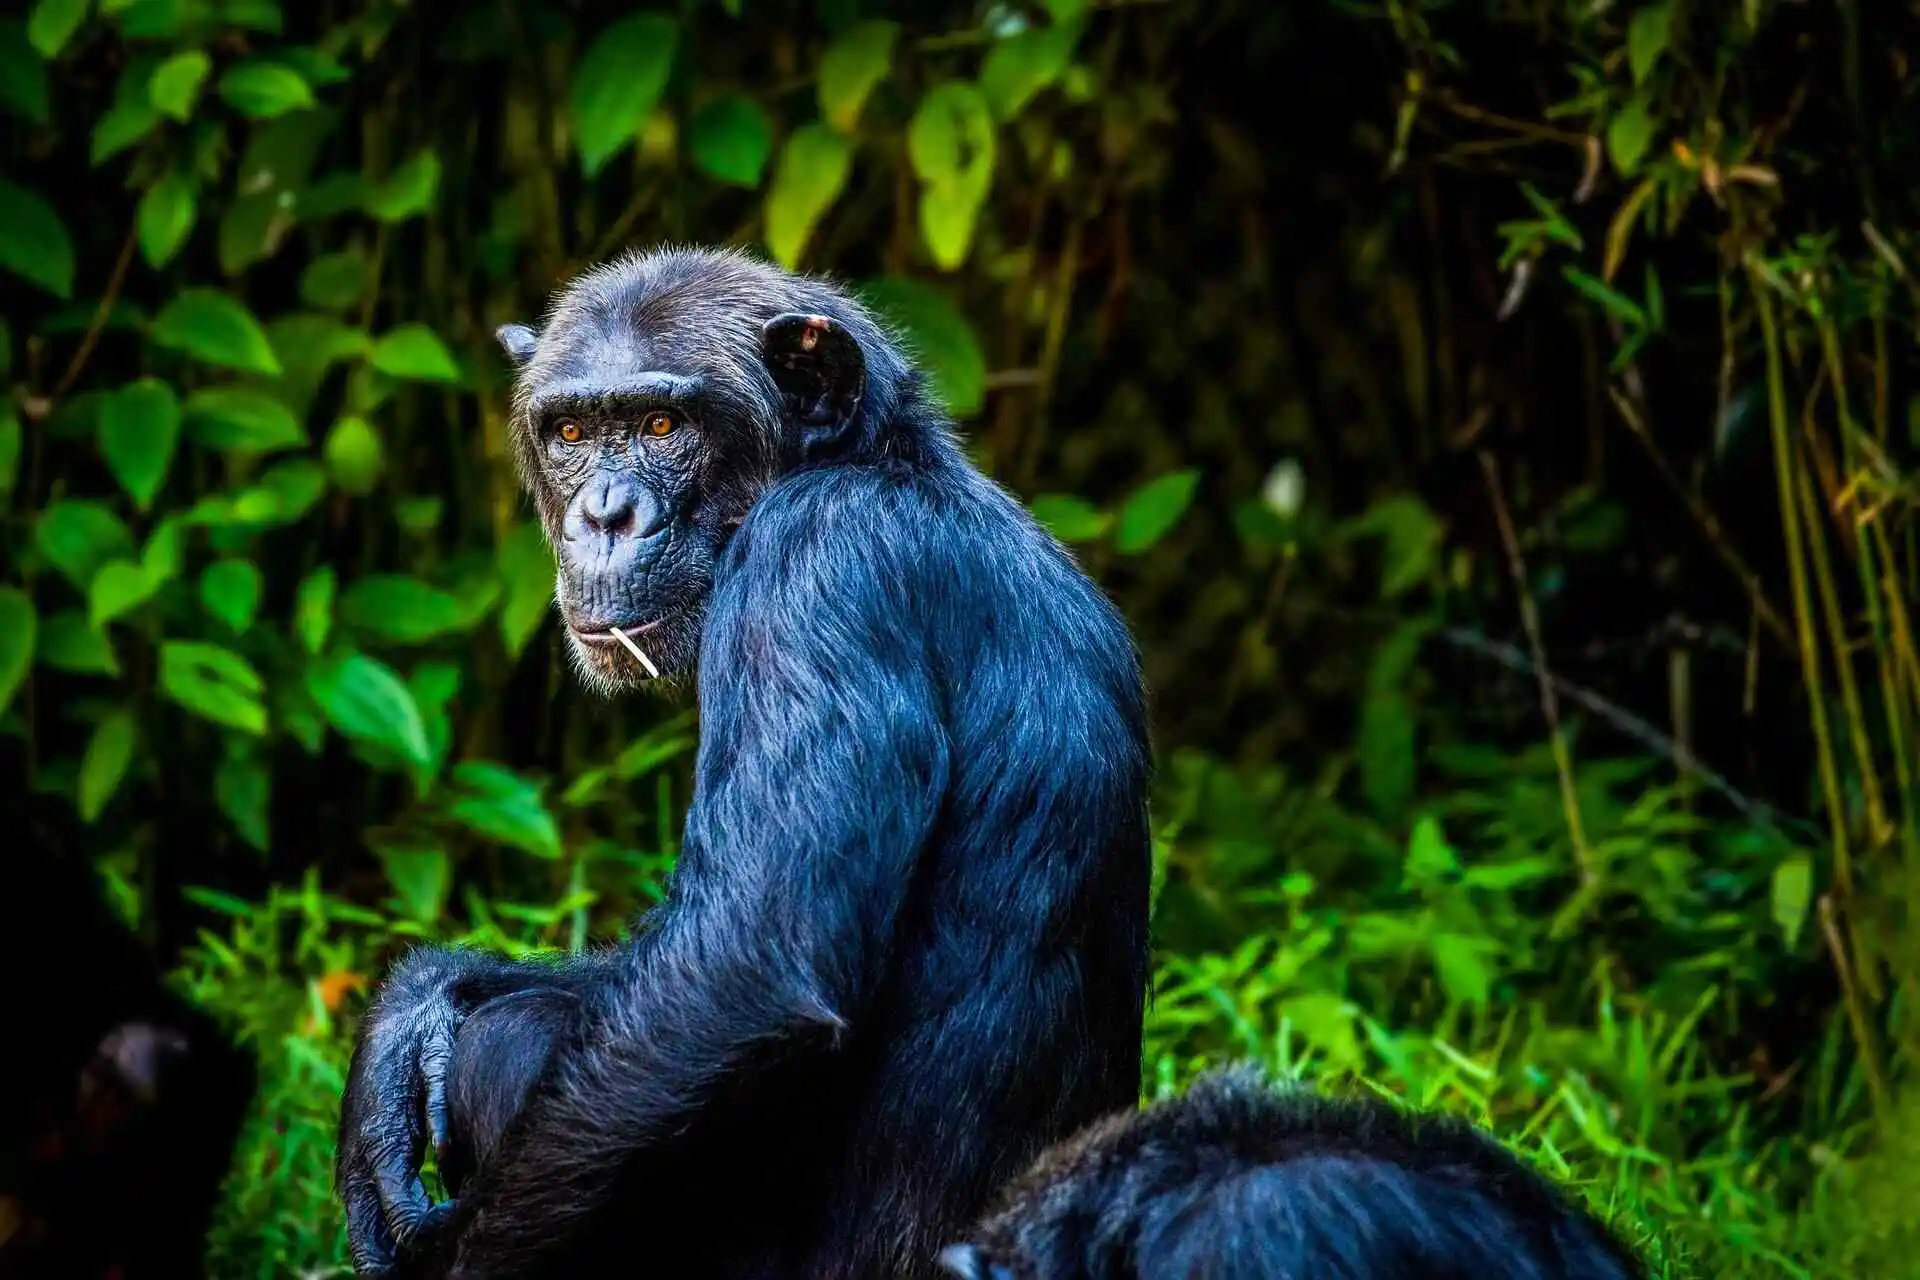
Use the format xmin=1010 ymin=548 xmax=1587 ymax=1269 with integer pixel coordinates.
xmin=337 ymin=950 xmax=503 ymax=1276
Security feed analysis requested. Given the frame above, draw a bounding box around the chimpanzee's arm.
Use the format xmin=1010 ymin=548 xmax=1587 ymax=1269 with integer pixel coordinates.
xmin=416 ymin=474 xmax=952 ymax=1275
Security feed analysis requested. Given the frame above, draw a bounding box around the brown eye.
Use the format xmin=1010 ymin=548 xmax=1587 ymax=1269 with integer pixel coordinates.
xmin=556 ymin=420 xmax=585 ymax=445
xmin=642 ymin=411 xmax=677 ymax=438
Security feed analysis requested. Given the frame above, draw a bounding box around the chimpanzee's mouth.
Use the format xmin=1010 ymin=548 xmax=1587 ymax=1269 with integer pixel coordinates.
xmin=569 ymin=618 xmax=667 ymax=646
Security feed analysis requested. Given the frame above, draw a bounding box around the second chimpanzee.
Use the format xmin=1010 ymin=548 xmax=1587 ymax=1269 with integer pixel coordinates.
xmin=334 ymin=247 xmax=1154 ymax=1277
xmin=938 ymin=1065 xmax=1650 ymax=1280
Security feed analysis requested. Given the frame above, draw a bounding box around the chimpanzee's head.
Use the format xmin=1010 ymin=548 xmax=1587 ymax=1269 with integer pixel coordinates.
xmin=496 ymin=246 xmax=913 ymax=692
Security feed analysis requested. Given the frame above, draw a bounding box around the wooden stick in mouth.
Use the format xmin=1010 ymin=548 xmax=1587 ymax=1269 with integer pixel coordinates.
xmin=607 ymin=628 xmax=661 ymax=678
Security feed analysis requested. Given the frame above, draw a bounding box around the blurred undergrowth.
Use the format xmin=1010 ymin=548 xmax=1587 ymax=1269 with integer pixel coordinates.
xmin=3 ymin=0 xmax=1917 ymax=1276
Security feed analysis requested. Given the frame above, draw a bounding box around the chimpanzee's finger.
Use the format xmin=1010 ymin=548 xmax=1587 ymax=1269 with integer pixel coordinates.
xmin=343 ymin=1168 xmax=397 ymax=1275
xmin=422 ymin=1017 xmax=455 ymax=1160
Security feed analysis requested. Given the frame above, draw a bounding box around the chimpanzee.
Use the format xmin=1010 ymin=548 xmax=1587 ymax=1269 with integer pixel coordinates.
xmin=0 ymin=797 xmax=255 ymax=1277
xmin=334 ymin=246 xmax=1155 ymax=1277
xmin=936 ymin=1065 xmax=1650 ymax=1280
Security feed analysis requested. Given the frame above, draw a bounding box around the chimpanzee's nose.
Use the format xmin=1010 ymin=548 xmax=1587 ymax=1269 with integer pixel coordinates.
xmin=568 ymin=472 xmax=665 ymax=540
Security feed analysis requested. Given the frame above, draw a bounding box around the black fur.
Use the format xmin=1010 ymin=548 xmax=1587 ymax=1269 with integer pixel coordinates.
xmin=940 ymin=1065 xmax=1650 ymax=1280
xmin=335 ymin=247 xmax=1153 ymax=1278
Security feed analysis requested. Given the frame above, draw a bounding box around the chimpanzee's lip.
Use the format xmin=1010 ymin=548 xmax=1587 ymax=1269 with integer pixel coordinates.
xmin=570 ymin=618 xmax=667 ymax=645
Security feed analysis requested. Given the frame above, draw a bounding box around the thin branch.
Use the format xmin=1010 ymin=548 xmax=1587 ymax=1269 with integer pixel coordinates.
xmin=49 ymin=225 xmax=139 ymax=403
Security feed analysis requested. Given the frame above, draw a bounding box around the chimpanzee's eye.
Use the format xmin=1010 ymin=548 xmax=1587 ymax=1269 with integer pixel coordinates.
xmin=556 ymin=420 xmax=585 ymax=445
xmin=642 ymin=411 xmax=677 ymax=438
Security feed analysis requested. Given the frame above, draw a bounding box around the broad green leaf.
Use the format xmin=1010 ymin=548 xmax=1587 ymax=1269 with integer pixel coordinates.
xmin=918 ymin=183 xmax=988 ymax=272
xmin=1028 ymin=494 xmax=1110 ymax=543
xmin=368 ymin=324 xmax=460 ymax=383
xmin=1772 ymin=853 xmax=1813 ymax=947
xmin=139 ymin=513 xmax=184 ymax=582
xmin=183 ymin=386 xmax=305 ymax=452
xmin=857 ymin=276 xmax=986 ymax=418
xmin=1433 ymin=933 xmax=1494 ymax=1008
xmin=1115 ymin=470 xmax=1199 ymax=554
xmin=265 ymin=313 xmax=372 ymax=416
xmin=1606 ymin=94 xmax=1655 ymax=176
xmin=36 ymin=500 xmax=133 ymax=588
xmin=571 ymin=12 xmax=679 ymax=176
xmin=148 ymin=48 xmax=210 ymax=120
xmin=99 ymin=378 xmax=182 ymax=511
xmin=219 ymin=59 xmax=314 ymax=118
xmin=200 ymin=559 xmax=262 ymax=632
xmin=159 ymin=640 xmax=268 ymax=735
xmin=300 ymin=249 xmax=372 ymax=311
xmin=1358 ymin=618 xmax=1430 ymax=817
xmin=1628 ymin=3 xmax=1671 ymax=85
xmin=1403 ymin=813 xmax=1459 ymax=887
xmin=306 ymin=650 xmax=431 ymax=767
xmin=0 ymin=589 xmax=35 ymax=720
xmin=818 ymin=20 xmax=897 ymax=133
xmin=339 ymin=575 xmax=469 ymax=645
xmin=152 ymin=289 xmax=281 ymax=374
xmin=908 ymin=82 xmax=995 ymax=186
xmin=981 ymin=20 xmax=1082 ymax=120
xmin=37 ymin=610 xmax=118 ymax=676
xmin=294 ymin=566 xmax=335 ymax=655
xmin=323 ymin=416 xmax=383 ymax=493
xmin=1349 ymin=494 xmax=1443 ymax=599
xmin=27 ymin=0 xmax=87 ymax=58
xmin=0 ymin=177 xmax=75 ymax=299
xmin=763 ymin=123 xmax=851 ymax=269
xmin=0 ymin=21 xmax=52 ymax=124
xmin=687 ymin=95 xmax=773 ymax=188
xmin=364 ymin=150 xmax=440 ymax=222
xmin=215 ymin=749 xmax=270 ymax=851
xmin=376 ymin=839 xmax=449 ymax=921
xmin=88 ymin=559 xmax=160 ymax=629
xmin=443 ymin=761 xmax=562 ymax=860
xmin=78 ymin=708 xmax=136 ymax=823
xmin=497 ymin=518 xmax=555 ymax=658
xmin=135 ymin=166 xmax=196 ymax=267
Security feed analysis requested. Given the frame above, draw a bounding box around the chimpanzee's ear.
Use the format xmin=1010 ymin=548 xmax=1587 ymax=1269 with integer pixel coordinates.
xmin=760 ymin=312 xmax=868 ymax=464
xmin=935 ymin=1243 xmax=1013 ymax=1280
xmin=496 ymin=323 xmax=540 ymax=367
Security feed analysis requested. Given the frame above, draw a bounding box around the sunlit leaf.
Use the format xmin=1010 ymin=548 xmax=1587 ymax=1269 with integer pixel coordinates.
xmin=294 ymin=566 xmax=335 ymax=655
xmin=1606 ymin=94 xmax=1655 ymax=176
xmin=27 ymin=0 xmax=87 ymax=59
xmin=36 ymin=610 xmax=118 ymax=676
xmin=36 ymin=500 xmax=133 ymax=589
xmin=0 ymin=177 xmax=75 ymax=299
xmin=135 ymin=166 xmax=196 ymax=267
xmin=0 ymin=589 xmax=36 ymax=720
xmin=160 ymin=640 xmax=268 ymax=736
xmin=764 ymin=124 xmax=851 ymax=269
xmin=200 ymin=559 xmax=263 ymax=633
xmin=1115 ymin=470 xmax=1199 ymax=554
xmin=78 ymin=707 xmax=137 ymax=823
xmin=219 ymin=59 xmax=314 ymax=118
xmin=306 ymin=649 xmax=431 ymax=767
xmin=442 ymin=761 xmax=562 ymax=860
xmin=364 ymin=150 xmax=440 ymax=222
xmin=1028 ymin=494 xmax=1110 ymax=543
xmin=339 ymin=574 xmax=470 ymax=645
xmin=817 ymin=20 xmax=897 ymax=133
xmin=369 ymin=324 xmax=460 ymax=383
xmin=148 ymin=48 xmax=210 ymax=120
xmin=981 ymin=20 xmax=1082 ymax=120
xmin=687 ymin=94 xmax=773 ymax=187
xmin=89 ymin=560 xmax=160 ymax=629
xmin=571 ymin=12 xmax=678 ymax=176
xmin=184 ymin=386 xmax=306 ymax=453
xmin=323 ymin=416 xmax=383 ymax=493
xmin=300 ymin=248 xmax=372 ymax=311
xmin=153 ymin=289 xmax=282 ymax=375
xmin=1628 ymin=3 xmax=1670 ymax=85
xmin=98 ymin=379 xmax=180 ymax=513
xmin=1433 ymin=933 xmax=1494 ymax=1008
xmin=907 ymin=84 xmax=995 ymax=269
xmin=497 ymin=519 xmax=556 ymax=659
xmin=1772 ymin=854 xmax=1813 ymax=948
xmin=376 ymin=838 xmax=450 ymax=922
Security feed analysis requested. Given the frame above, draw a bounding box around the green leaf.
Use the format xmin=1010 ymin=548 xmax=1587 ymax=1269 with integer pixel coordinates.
xmin=148 ymin=48 xmax=210 ymax=120
xmin=27 ymin=0 xmax=87 ymax=58
xmin=36 ymin=500 xmax=134 ymax=589
xmin=323 ymin=415 xmax=383 ymax=493
xmin=857 ymin=276 xmax=986 ymax=418
xmin=1403 ymin=813 xmax=1459 ymax=887
xmin=1606 ymin=94 xmax=1656 ymax=176
xmin=907 ymin=84 xmax=996 ymax=269
xmin=0 ymin=177 xmax=75 ymax=299
xmin=1628 ymin=3 xmax=1670 ymax=85
xmin=306 ymin=650 xmax=431 ymax=767
xmin=497 ymin=518 xmax=555 ymax=659
xmin=1358 ymin=618 xmax=1430 ymax=817
xmin=443 ymin=761 xmax=562 ymax=860
xmin=368 ymin=324 xmax=460 ymax=383
xmin=293 ymin=566 xmax=334 ymax=655
xmin=200 ymin=559 xmax=262 ymax=632
xmin=37 ymin=610 xmax=118 ymax=676
xmin=300 ymin=249 xmax=372 ymax=311
xmin=135 ymin=167 xmax=196 ymax=267
xmin=364 ymin=150 xmax=440 ymax=222
xmin=763 ymin=123 xmax=852 ymax=269
xmin=339 ymin=574 xmax=469 ymax=645
xmin=152 ymin=289 xmax=281 ymax=375
xmin=183 ymin=386 xmax=305 ymax=453
xmin=219 ymin=59 xmax=314 ymax=118
xmin=1028 ymin=494 xmax=1110 ymax=543
xmin=817 ymin=20 xmax=897 ymax=133
xmin=1432 ymin=933 xmax=1494 ymax=1008
xmin=99 ymin=378 xmax=182 ymax=511
xmin=1115 ymin=470 xmax=1199 ymax=554
xmin=215 ymin=748 xmax=270 ymax=851
xmin=78 ymin=707 xmax=136 ymax=823
xmin=139 ymin=513 xmax=184 ymax=582
xmin=159 ymin=640 xmax=268 ymax=735
xmin=376 ymin=839 xmax=450 ymax=922
xmin=981 ymin=21 xmax=1082 ymax=120
xmin=1561 ymin=266 xmax=1649 ymax=329
xmin=1042 ymin=0 xmax=1089 ymax=19
xmin=571 ymin=12 xmax=679 ymax=176
xmin=88 ymin=560 xmax=160 ymax=629
xmin=1348 ymin=494 xmax=1443 ymax=599
xmin=687 ymin=94 xmax=773 ymax=188
xmin=91 ymin=98 xmax=157 ymax=165
xmin=1772 ymin=853 xmax=1813 ymax=948
xmin=0 ymin=21 xmax=52 ymax=124
xmin=0 ymin=589 xmax=35 ymax=720
xmin=918 ymin=182 xmax=989 ymax=272
xmin=0 ymin=406 xmax=18 ymax=496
